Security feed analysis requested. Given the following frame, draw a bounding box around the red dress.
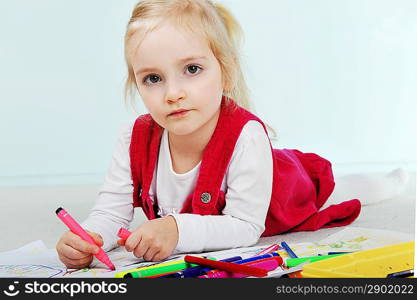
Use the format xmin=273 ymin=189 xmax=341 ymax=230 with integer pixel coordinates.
xmin=129 ymin=96 xmax=361 ymax=236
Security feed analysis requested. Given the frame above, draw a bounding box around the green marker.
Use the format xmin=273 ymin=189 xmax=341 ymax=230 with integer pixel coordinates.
xmin=115 ymin=259 xmax=190 ymax=278
xmin=285 ymin=254 xmax=346 ymax=268
xmin=124 ymin=257 xmax=217 ymax=278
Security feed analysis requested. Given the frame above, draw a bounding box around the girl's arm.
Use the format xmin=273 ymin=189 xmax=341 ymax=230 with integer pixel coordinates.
xmin=170 ymin=121 xmax=273 ymax=253
xmin=81 ymin=123 xmax=135 ymax=252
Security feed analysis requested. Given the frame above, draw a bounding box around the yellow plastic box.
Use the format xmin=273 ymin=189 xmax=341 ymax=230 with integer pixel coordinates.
xmin=301 ymin=241 xmax=414 ymax=278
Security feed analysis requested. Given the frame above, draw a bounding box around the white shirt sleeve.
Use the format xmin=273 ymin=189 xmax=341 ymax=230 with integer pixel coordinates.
xmin=170 ymin=121 xmax=274 ymax=253
xmin=81 ymin=123 xmax=135 ymax=252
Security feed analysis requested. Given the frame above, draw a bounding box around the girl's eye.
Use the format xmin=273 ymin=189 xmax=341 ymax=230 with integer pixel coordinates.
xmin=143 ymin=74 xmax=161 ymax=85
xmin=186 ymin=65 xmax=202 ymax=75
xmin=142 ymin=65 xmax=202 ymax=85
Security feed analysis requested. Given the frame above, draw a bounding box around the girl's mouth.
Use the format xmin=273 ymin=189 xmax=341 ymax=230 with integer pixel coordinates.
xmin=168 ymin=110 xmax=190 ymax=118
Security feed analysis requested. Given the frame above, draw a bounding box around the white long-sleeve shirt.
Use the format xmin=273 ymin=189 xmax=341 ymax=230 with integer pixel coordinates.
xmin=82 ymin=120 xmax=273 ymax=254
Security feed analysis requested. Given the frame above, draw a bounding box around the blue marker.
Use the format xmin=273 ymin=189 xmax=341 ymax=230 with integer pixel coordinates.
xmin=281 ymin=241 xmax=298 ymax=258
xmin=387 ymin=269 xmax=414 ymax=278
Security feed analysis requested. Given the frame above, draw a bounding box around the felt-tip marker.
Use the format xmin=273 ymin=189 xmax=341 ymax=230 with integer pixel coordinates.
xmin=280 ymin=241 xmax=298 ymax=258
xmin=56 ymin=207 xmax=115 ymax=270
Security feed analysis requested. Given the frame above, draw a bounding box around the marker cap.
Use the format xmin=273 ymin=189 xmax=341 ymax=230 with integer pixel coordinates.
xmin=117 ymin=228 xmax=132 ymax=240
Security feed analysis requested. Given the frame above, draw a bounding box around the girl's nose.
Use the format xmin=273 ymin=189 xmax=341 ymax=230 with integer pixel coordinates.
xmin=165 ymin=80 xmax=186 ymax=103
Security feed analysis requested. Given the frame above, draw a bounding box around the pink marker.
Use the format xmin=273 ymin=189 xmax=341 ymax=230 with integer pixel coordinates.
xmin=55 ymin=207 xmax=116 ymax=270
xmin=117 ymin=227 xmax=132 ymax=241
xmin=254 ymin=244 xmax=281 ymax=256
xmin=198 ymin=256 xmax=282 ymax=278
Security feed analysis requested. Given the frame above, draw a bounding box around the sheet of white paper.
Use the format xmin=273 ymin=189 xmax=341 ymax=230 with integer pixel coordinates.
xmin=0 ymin=240 xmax=157 ymax=278
xmin=0 ymin=241 xmax=65 ymax=278
xmin=318 ymin=227 xmax=414 ymax=249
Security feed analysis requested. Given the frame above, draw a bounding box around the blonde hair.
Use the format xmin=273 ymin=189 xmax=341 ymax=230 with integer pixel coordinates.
xmin=123 ymin=0 xmax=277 ymax=139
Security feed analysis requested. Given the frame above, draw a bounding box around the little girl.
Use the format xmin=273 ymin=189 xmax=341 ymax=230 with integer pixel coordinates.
xmin=55 ymin=0 xmax=405 ymax=269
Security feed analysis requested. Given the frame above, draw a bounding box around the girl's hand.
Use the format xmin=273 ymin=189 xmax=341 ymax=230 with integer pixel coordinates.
xmin=117 ymin=216 xmax=179 ymax=261
xmin=56 ymin=230 xmax=103 ymax=269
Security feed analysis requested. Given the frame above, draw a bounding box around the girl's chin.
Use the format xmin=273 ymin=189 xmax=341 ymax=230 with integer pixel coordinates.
xmin=165 ymin=118 xmax=199 ymax=136
xmin=166 ymin=126 xmax=197 ymax=136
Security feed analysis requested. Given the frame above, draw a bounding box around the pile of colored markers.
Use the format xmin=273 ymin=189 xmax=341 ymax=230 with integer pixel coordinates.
xmin=114 ymin=243 xmax=282 ymax=278
xmin=116 ymin=228 xmax=350 ymax=278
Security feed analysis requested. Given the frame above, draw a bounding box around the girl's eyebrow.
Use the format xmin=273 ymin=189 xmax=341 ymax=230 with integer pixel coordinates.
xmin=135 ymin=55 xmax=208 ymax=76
xmin=178 ymin=55 xmax=208 ymax=64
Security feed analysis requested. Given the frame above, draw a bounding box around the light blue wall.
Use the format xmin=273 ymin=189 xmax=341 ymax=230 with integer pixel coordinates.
xmin=1 ymin=0 xmax=416 ymax=186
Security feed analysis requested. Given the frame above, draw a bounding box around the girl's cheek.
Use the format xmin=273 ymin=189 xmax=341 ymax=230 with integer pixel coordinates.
xmin=195 ymin=68 xmax=223 ymax=89
xmin=138 ymin=88 xmax=158 ymax=105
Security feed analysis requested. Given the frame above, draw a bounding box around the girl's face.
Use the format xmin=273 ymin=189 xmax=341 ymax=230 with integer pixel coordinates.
xmin=131 ymin=20 xmax=224 ymax=138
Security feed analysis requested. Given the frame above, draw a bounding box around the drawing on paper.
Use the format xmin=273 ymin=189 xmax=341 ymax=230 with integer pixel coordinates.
xmin=0 ymin=265 xmax=64 ymax=278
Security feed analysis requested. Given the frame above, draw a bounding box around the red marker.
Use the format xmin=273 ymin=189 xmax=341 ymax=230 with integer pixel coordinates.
xmin=184 ymin=255 xmax=268 ymax=277
xmin=55 ymin=207 xmax=116 ymax=270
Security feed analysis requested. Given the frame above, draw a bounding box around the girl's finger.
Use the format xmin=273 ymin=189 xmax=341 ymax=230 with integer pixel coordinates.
xmin=59 ymin=251 xmax=92 ymax=266
xmin=152 ymin=251 xmax=169 ymax=262
xmin=125 ymin=232 xmax=142 ymax=252
xmin=86 ymin=231 xmax=104 ymax=247
xmin=133 ymin=239 xmax=149 ymax=259
xmin=61 ymin=243 xmax=91 ymax=260
xmin=143 ymin=246 xmax=159 ymax=261
xmin=68 ymin=236 xmax=99 ymax=255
